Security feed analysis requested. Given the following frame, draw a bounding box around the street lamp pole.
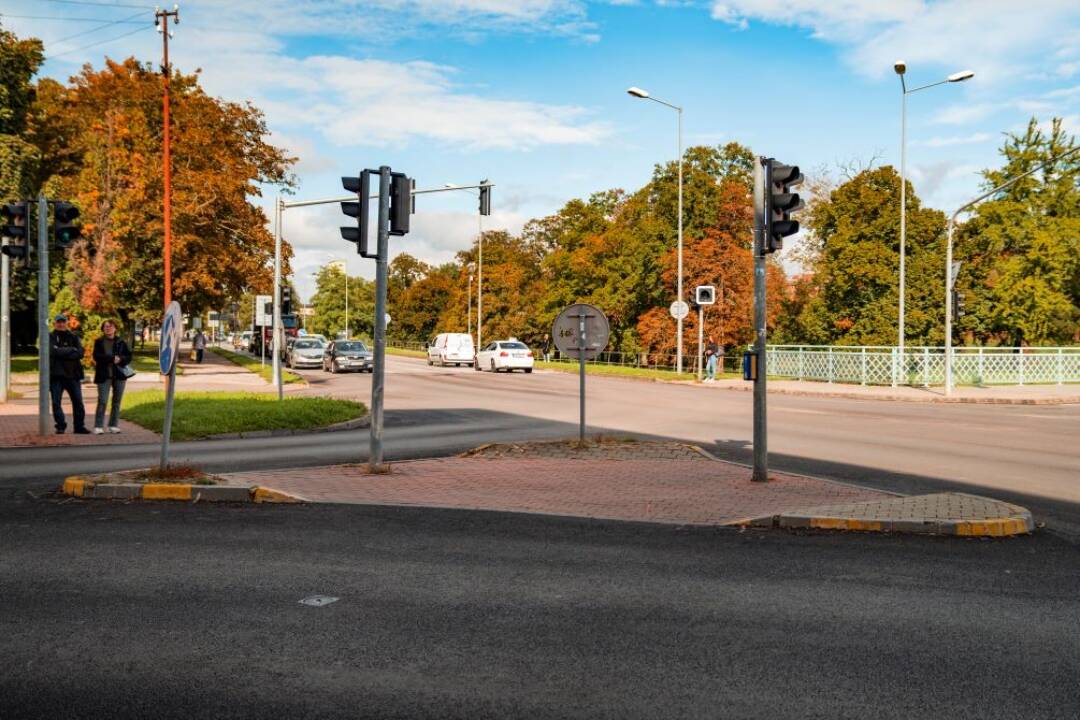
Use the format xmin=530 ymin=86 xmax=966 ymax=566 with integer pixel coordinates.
xmin=628 ymin=86 xmax=684 ymax=372
xmin=893 ymin=62 xmax=974 ymax=385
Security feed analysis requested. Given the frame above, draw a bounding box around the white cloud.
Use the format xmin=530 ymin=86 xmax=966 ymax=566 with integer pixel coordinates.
xmin=911 ymin=132 xmax=992 ymax=147
xmin=710 ymin=1 xmax=1080 ymax=84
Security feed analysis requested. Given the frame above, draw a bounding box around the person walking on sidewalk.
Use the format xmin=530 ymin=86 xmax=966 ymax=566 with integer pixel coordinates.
xmin=193 ymin=329 xmax=207 ymax=364
xmin=49 ymin=314 xmax=89 ymax=435
xmin=92 ymin=320 xmax=133 ymax=435
xmin=704 ymin=335 xmax=721 ymax=382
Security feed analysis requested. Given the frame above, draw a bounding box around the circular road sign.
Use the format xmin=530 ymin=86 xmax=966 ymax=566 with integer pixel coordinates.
xmin=159 ymin=301 xmax=182 ymax=375
xmin=669 ymin=300 xmax=690 ymax=320
xmin=552 ymin=303 xmax=610 ymax=360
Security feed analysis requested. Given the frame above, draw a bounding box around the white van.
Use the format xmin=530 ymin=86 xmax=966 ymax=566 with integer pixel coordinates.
xmin=427 ymin=333 xmax=475 ymax=367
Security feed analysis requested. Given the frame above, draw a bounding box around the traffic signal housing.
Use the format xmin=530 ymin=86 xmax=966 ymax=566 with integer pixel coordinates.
xmin=389 ymin=172 xmax=413 ymax=236
xmin=479 ymin=180 xmax=492 ymax=216
xmin=53 ymin=202 xmax=81 ymax=249
xmin=764 ymin=160 xmax=803 ymax=254
xmin=281 ymin=286 xmax=292 ymax=315
xmin=952 ymin=290 xmax=966 ymax=322
xmin=1 ymin=201 xmax=30 ymax=267
xmin=340 ymin=171 xmax=371 ymax=256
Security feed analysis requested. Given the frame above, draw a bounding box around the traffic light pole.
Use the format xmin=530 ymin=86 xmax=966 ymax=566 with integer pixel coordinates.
xmin=369 ymin=167 xmax=391 ymax=471
xmin=752 ymin=160 xmax=768 ymax=483
xmin=272 ymin=195 xmax=283 ymax=400
xmin=37 ymin=195 xmax=49 ymax=437
xmin=1 ymin=240 xmax=9 ymax=403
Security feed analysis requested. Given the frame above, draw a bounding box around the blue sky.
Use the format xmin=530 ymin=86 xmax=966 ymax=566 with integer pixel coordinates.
xmin=4 ymin=0 xmax=1079 ymax=300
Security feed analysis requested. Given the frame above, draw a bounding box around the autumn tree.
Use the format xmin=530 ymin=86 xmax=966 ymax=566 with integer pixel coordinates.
xmin=32 ymin=57 xmax=295 ymax=328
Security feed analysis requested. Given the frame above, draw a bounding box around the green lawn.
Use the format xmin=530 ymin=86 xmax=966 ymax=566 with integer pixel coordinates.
xmin=10 ymin=342 xmax=180 ymax=377
xmin=212 ymin=347 xmax=302 ymax=384
xmin=536 ymin=360 xmax=737 ymax=382
xmin=12 ymin=354 xmax=36 ymax=374
xmin=120 ymin=389 xmax=366 ymax=440
xmin=387 ymin=346 xmax=427 ymax=359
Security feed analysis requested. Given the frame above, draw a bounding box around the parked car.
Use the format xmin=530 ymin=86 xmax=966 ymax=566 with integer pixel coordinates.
xmin=475 ymin=339 xmax=534 ymax=373
xmin=427 ymin=333 xmax=475 ymax=367
xmin=323 ymin=340 xmax=372 ymax=373
xmin=286 ymin=338 xmax=326 ymax=369
xmin=237 ymin=331 xmax=253 ymax=351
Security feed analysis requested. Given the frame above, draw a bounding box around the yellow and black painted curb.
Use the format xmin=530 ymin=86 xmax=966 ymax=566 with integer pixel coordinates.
xmin=733 ymin=505 xmax=1034 ymax=538
xmin=62 ymin=476 xmax=303 ymax=504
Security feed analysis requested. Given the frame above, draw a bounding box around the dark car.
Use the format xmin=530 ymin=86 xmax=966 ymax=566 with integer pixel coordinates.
xmin=323 ymin=340 xmax=372 ymax=373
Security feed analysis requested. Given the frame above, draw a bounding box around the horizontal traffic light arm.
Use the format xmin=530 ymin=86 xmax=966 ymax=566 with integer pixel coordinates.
xmin=281 ymin=182 xmax=495 ymax=210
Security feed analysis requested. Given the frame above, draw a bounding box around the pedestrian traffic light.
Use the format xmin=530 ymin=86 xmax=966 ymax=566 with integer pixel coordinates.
xmin=53 ymin=202 xmax=81 ymax=249
xmin=479 ymin=180 xmax=492 ymax=217
xmin=764 ymin=160 xmax=803 ymax=254
xmin=281 ymin=286 xmax=292 ymax=315
xmin=340 ymin=170 xmax=371 ymax=256
xmin=952 ymin=290 xmax=966 ymax=322
xmin=1 ymin=201 xmax=29 ymax=267
xmin=389 ymin=172 xmax=412 ymax=236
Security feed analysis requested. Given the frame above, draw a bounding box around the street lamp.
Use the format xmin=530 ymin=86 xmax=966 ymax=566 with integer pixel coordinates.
xmin=628 ymin=85 xmax=685 ymax=372
xmin=894 ymin=61 xmax=974 ymax=385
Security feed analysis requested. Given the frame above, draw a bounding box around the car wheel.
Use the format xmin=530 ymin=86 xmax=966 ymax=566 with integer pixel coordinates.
xmin=474 ymin=359 xmax=481 ymax=371
xmin=490 ymin=360 xmax=497 ymax=373
xmin=524 ymin=368 xmax=532 ymax=374
xmin=330 ymin=360 xmax=338 ymax=374
xmin=427 ymin=357 xmax=432 ymax=366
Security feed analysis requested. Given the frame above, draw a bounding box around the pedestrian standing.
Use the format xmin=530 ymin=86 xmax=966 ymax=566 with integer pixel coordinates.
xmin=193 ymin=328 xmax=207 ymax=363
xmin=704 ymin=335 xmax=720 ymax=382
xmin=541 ymin=334 xmax=551 ymax=362
xmin=49 ymin=314 xmax=89 ymax=434
xmin=92 ymin=320 xmax=133 ymax=435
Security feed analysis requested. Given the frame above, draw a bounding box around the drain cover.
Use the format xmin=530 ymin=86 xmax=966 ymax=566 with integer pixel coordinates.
xmin=298 ymin=595 xmax=340 ymax=607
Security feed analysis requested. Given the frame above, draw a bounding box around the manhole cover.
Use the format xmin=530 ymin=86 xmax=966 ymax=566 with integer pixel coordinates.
xmin=298 ymin=595 xmax=340 ymax=607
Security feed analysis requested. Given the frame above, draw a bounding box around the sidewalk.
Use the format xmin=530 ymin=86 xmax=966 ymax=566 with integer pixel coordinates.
xmin=703 ymin=378 xmax=1080 ymax=404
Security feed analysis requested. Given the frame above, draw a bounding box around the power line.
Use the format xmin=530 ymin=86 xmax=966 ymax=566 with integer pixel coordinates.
xmin=47 ymin=23 xmax=147 ymax=58
xmin=0 ymin=14 xmax=146 ymax=23
xmin=52 ymin=9 xmax=151 ymax=45
xmin=36 ymin=0 xmax=151 ymax=8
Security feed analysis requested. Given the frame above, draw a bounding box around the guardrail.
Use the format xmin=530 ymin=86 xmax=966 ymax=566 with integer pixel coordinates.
xmin=767 ymin=345 xmax=1080 ymax=386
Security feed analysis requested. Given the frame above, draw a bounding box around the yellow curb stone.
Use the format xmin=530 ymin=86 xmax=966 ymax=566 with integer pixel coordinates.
xmin=253 ymin=486 xmax=303 ymax=503
xmin=62 ymin=477 xmax=86 ymax=497
xmin=141 ymin=483 xmax=193 ymax=501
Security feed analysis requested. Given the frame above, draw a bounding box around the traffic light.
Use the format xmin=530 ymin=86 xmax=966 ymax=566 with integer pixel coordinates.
xmin=1 ymin=201 xmax=30 ymax=267
xmin=764 ymin=160 xmax=803 ymax=254
xmin=281 ymin=286 xmax=292 ymax=315
xmin=340 ymin=170 xmax=371 ymax=256
xmin=389 ymin=172 xmax=412 ymax=236
xmin=479 ymin=180 xmax=492 ymax=216
xmin=952 ymin=290 xmax=966 ymax=322
xmin=53 ymin=202 xmax=81 ymax=248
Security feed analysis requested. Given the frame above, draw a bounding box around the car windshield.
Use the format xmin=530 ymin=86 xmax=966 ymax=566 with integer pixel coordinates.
xmin=500 ymin=342 xmax=528 ymax=350
xmin=295 ymin=340 xmax=321 ymax=349
xmin=338 ymin=342 xmax=367 ymax=352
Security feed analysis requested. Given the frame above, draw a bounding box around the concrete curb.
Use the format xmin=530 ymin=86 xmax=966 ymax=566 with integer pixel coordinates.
xmin=203 ymin=414 xmax=370 ymax=440
xmin=701 ymin=382 xmax=1080 ymax=406
xmin=736 ymin=493 xmax=1035 ymax=537
xmin=61 ymin=476 xmax=304 ymax=504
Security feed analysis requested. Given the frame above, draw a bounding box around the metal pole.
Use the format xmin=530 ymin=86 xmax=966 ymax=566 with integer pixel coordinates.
xmin=1 ymin=240 xmax=9 ymax=403
xmin=578 ymin=309 xmax=586 ymax=443
xmin=344 ymin=269 xmax=348 ymax=338
xmin=945 ymin=218 xmax=954 ymax=394
xmin=272 ymin=196 xmax=282 ymax=399
xmin=369 ymin=166 xmax=391 ymax=471
xmin=467 ymin=273 xmax=472 ymax=340
xmin=37 ymin=195 xmax=49 ymax=436
xmin=676 ymin=108 xmax=684 ymax=374
xmin=752 ymin=160 xmax=767 ymax=482
xmin=159 ymin=360 xmax=176 ymax=469
xmin=697 ymin=305 xmax=703 ymax=382
xmin=477 ymin=202 xmax=483 ymax=352
xmin=898 ymin=87 xmax=906 ymax=386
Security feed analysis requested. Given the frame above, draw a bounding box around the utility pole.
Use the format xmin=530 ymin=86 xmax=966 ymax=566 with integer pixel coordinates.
xmin=156 ymin=5 xmax=179 ymax=306
xmin=272 ymin=195 xmax=282 ymax=398
xmin=37 ymin=196 xmax=49 ymax=437
xmin=1 ymin=240 xmax=8 ymax=403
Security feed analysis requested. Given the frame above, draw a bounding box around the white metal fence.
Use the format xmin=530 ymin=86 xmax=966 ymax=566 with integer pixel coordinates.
xmin=766 ymin=345 xmax=1080 ymax=386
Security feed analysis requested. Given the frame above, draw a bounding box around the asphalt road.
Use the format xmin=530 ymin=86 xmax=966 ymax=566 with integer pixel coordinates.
xmin=3 ymin=353 xmax=1080 ymax=535
xmin=3 ymin=494 xmax=1078 ymax=720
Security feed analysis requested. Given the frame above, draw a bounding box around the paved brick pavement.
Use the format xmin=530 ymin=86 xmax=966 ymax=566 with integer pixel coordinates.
xmin=0 ymin=396 xmax=158 ymax=447
xmin=222 ymin=457 xmax=891 ymax=526
xmin=463 ymin=439 xmax=711 ymax=461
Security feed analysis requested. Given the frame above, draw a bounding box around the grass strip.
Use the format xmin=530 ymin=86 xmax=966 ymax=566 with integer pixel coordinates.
xmin=120 ymin=389 xmax=366 ymax=441
xmin=212 ymin=347 xmax=302 ymax=384
xmin=386 ymin=346 xmax=427 ymax=359
xmin=535 ymin=360 xmax=737 ymax=382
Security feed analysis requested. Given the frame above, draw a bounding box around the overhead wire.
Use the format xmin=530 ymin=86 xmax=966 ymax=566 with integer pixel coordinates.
xmin=52 ymin=9 xmax=152 ymax=45
xmin=48 ymin=23 xmax=149 ymax=58
xmin=36 ymin=0 xmax=151 ymax=8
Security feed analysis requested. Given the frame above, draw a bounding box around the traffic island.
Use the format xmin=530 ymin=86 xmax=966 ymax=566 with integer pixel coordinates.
xmin=61 ymin=467 xmax=303 ymax=504
xmin=740 ymin=492 xmax=1034 ymax=537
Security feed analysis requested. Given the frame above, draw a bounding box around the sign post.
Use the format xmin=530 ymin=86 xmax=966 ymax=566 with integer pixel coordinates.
xmin=159 ymin=301 xmax=182 ymax=470
xmin=553 ymin=303 xmax=609 ymax=443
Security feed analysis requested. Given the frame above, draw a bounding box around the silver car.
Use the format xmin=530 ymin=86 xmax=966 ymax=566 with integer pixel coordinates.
xmin=286 ymin=338 xmax=326 ymax=369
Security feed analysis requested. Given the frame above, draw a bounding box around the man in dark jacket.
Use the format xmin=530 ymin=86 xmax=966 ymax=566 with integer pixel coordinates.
xmin=49 ymin=314 xmax=89 ymax=434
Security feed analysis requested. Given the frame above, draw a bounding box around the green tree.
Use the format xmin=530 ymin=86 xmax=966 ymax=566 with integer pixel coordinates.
xmin=955 ymin=118 xmax=1078 ymax=346
xmin=309 ymin=265 xmax=375 ymax=340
